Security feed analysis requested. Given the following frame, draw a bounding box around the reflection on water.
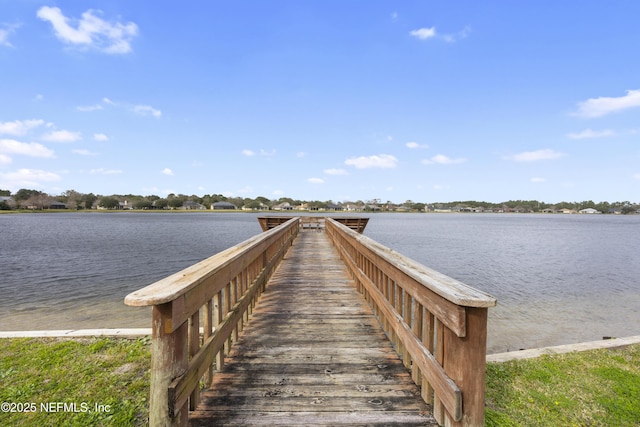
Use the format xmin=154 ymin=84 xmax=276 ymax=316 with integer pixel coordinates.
xmin=2 ymin=212 xmax=639 ymax=353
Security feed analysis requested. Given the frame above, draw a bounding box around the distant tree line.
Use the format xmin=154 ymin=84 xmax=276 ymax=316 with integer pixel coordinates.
xmin=1 ymin=188 xmax=639 ymax=214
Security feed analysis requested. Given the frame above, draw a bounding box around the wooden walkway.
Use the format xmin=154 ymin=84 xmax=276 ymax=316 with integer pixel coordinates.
xmin=189 ymin=231 xmax=437 ymax=426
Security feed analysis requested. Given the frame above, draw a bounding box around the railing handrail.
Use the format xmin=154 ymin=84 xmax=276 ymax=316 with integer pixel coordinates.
xmin=125 ymin=219 xmax=298 ymax=307
xmin=325 ymin=218 xmax=496 ymax=427
xmin=328 ymin=220 xmax=496 ymax=308
xmin=124 ymin=217 xmax=299 ymax=426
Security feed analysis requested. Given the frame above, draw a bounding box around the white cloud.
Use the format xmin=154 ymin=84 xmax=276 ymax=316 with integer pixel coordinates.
xmin=96 ymin=98 xmax=161 ymax=119
xmin=345 ymin=154 xmax=398 ymax=169
xmin=242 ymin=148 xmax=275 ymax=157
xmin=0 ymin=119 xmax=45 ymax=136
xmin=260 ymin=149 xmax=276 ymax=157
xmin=133 ymin=105 xmax=162 ymax=118
xmin=573 ymin=89 xmax=640 ymax=118
xmin=442 ymin=26 xmax=471 ymax=43
xmin=307 ymin=178 xmax=324 ymax=184
xmin=77 ymin=104 xmax=104 ymax=112
xmin=93 ymin=133 xmax=109 ymax=141
xmin=90 ymin=168 xmax=122 ymax=175
xmin=296 ymin=152 xmax=306 ymax=158
xmin=410 ymin=27 xmax=436 ymax=40
xmin=406 ymin=142 xmax=429 ymax=149
xmin=324 ymin=168 xmax=348 ymax=175
xmin=410 ymin=26 xmax=471 ymax=43
xmin=421 ymin=154 xmax=467 ymax=165
xmin=162 ymin=168 xmax=174 ymax=176
xmin=0 ymin=23 xmax=21 ymax=48
xmin=530 ymin=177 xmax=546 ymax=183
xmin=36 ymin=6 xmax=138 ymax=54
xmin=505 ymin=149 xmax=565 ymax=162
xmin=566 ymin=128 xmax=616 ymax=139
xmin=41 ymin=129 xmax=82 ymax=143
xmin=72 ymin=149 xmax=98 ymax=156
xmin=0 ymin=154 xmax=11 ymax=164
xmin=0 ymin=168 xmax=61 ymax=188
xmin=0 ymin=139 xmax=55 ymax=158
xmin=633 ymin=173 xmax=640 ymax=180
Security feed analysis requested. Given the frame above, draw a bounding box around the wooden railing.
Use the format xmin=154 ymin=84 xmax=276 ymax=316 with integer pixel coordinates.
xmin=325 ymin=218 xmax=497 ymax=427
xmin=124 ymin=218 xmax=299 ymax=426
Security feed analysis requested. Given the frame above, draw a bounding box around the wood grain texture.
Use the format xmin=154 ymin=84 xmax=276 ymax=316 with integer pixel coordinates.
xmin=189 ymin=231 xmax=437 ymax=426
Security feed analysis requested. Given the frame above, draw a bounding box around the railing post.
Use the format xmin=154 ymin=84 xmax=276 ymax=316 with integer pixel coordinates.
xmin=150 ymin=303 xmax=188 ymax=427
xmin=443 ymin=307 xmax=489 ymax=427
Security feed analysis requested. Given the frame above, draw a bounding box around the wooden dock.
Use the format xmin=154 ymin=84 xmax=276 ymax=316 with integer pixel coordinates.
xmin=189 ymin=231 xmax=437 ymax=426
xmin=125 ymin=217 xmax=496 ymax=426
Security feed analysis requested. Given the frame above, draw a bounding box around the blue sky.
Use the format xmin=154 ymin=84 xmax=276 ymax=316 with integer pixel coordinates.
xmin=1 ymin=1 xmax=639 ymax=203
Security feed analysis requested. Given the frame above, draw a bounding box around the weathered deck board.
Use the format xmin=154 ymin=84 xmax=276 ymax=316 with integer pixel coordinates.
xmin=189 ymin=231 xmax=436 ymax=426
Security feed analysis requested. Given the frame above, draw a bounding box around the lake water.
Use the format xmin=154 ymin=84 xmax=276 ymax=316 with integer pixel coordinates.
xmin=1 ymin=212 xmax=639 ymax=354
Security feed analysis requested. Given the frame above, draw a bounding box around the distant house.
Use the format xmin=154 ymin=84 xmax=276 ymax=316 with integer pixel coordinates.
xmin=343 ymin=202 xmax=363 ymax=212
xmin=183 ymin=201 xmax=206 ymax=210
xmin=273 ymin=202 xmax=293 ymax=211
xmin=212 ymin=201 xmax=237 ymax=210
xmin=325 ymin=203 xmax=344 ymax=211
xmin=579 ymin=208 xmax=601 ymax=214
xmin=49 ymin=202 xmax=68 ymax=209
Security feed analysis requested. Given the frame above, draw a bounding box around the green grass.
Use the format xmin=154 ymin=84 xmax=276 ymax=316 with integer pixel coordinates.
xmin=0 ymin=337 xmax=150 ymax=426
xmin=485 ymin=343 xmax=640 ymax=426
xmin=2 ymin=338 xmax=639 ymax=426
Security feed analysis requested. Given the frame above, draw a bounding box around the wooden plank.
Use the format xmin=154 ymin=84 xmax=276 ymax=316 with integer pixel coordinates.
xmin=196 ymin=383 xmax=422 ymax=399
xmin=207 ymin=372 xmax=419 ymax=387
xmin=194 ymin=395 xmax=428 ymax=412
xmin=189 ymin=232 xmax=437 ymax=426
xmin=190 ymin=411 xmax=433 ymax=426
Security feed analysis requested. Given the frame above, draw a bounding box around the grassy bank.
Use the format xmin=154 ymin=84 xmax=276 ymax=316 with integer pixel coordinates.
xmin=2 ymin=338 xmax=639 ymax=426
xmin=0 ymin=337 xmax=150 ymax=426
xmin=486 ymin=343 xmax=640 ymax=426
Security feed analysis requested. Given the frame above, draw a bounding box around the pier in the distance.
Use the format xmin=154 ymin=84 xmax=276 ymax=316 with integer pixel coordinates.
xmin=125 ymin=217 xmax=496 ymax=426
